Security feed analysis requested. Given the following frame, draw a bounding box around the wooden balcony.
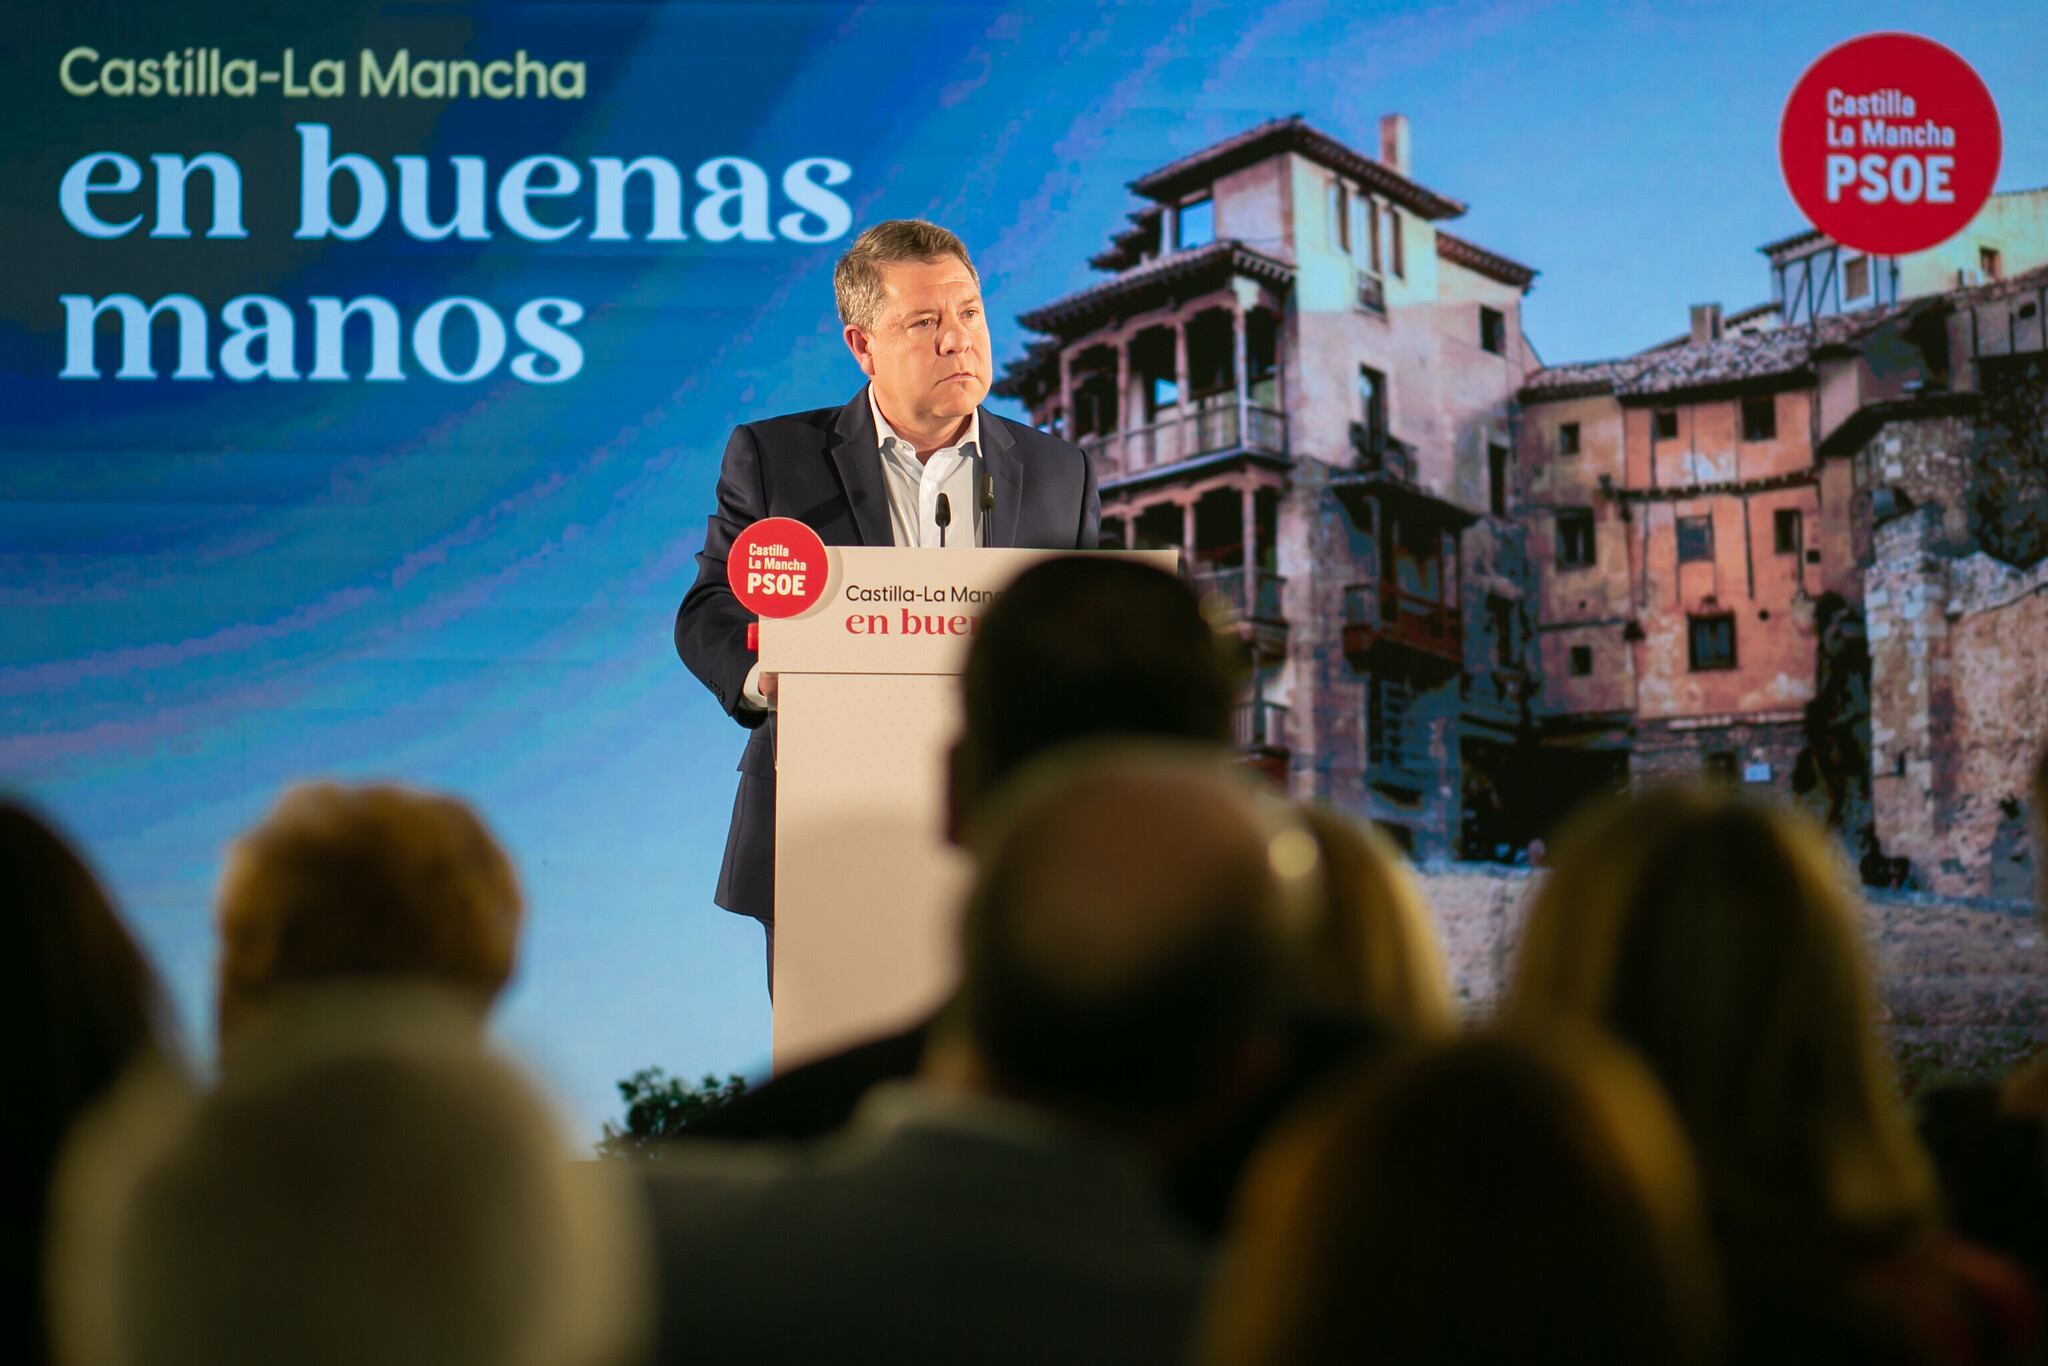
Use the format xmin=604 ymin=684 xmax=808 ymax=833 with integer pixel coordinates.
xmin=1193 ymin=566 xmax=1288 ymax=660
xmin=1091 ymin=402 xmax=1287 ymax=483
xmin=1342 ymin=582 xmax=1463 ymax=672
xmin=1232 ymin=698 xmax=1289 ymax=784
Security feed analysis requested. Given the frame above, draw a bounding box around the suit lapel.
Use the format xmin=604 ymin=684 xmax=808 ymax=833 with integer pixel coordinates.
xmin=976 ymin=408 xmax=1026 ymax=548
xmin=827 ymin=387 xmax=893 ymax=547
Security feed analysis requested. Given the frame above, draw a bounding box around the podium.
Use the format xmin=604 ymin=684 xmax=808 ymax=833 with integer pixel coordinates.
xmin=757 ymin=545 xmax=1174 ymax=1068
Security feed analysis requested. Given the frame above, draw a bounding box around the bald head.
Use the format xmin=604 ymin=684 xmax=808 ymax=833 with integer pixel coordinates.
xmin=957 ymin=748 xmax=1298 ymax=1118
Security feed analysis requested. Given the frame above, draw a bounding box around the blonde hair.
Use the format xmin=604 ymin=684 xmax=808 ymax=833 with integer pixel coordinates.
xmin=216 ymin=782 xmax=521 ymax=1040
xmin=1201 ymin=1030 xmax=1719 ymax=1366
xmin=1506 ymin=784 xmax=1935 ymax=1240
xmin=1295 ymin=804 xmax=1454 ymax=1034
xmin=833 ymin=219 xmax=977 ymax=331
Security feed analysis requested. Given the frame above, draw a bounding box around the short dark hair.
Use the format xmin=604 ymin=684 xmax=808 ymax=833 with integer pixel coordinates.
xmin=957 ymin=557 xmax=1238 ymax=817
xmin=957 ymin=750 xmax=1290 ymax=1117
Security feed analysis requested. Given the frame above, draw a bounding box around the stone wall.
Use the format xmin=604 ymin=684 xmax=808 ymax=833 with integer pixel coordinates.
xmin=1419 ymin=864 xmax=2048 ymax=1082
xmin=1868 ymin=504 xmax=2048 ymax=897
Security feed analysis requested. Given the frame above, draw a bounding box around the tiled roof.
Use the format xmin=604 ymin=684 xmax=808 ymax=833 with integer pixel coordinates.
xmin=1525 ymin=301 xmax=1926 ymax=401
xmin=1518 ymin=356 xmax=1659 ymax=400
xmin=1129 ymin=115 xmax=1466 ymax=221
xmin=1757 ymin=226 xmax=1825 ymax=258
xmin=991 ymin=338 xmax=1061 ymax=402
xmin=1639 ymin=302 xmax=1781 ymax=352
xmin=1435 ymin=230 xmax=1537 ymax=289
xmin=1088 ymin=206 xmax=1162 ymax=272
xmin=1015 ymin=239 xmax=1295 ymax=336
xmin=1615 ymin=324 xmax=1818 ymax=396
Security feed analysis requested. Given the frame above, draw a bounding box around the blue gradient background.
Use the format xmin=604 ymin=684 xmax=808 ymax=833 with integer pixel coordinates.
xmin=5 ymin=0 xmax=2044 ymax=1139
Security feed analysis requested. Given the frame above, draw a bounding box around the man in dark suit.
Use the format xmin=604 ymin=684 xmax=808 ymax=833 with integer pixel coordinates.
xmin=641 ymin=746 xmax=1301 ymax=1366
xmin=674 ymin=219 xmax=1099 ymax=966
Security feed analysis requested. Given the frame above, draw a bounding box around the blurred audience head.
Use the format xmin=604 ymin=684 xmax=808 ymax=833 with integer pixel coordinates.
xmin=942 ymin=743 xmax=1308 ymax=1140
xmin=4 ymin=799 xmax=172 ymax=1365
xmin=216 ymin=782 xmax=522 ymax=1044
xmin=1293 ymin=803 xmax=1453 ymax=1035
xmin=1508 ymin=783 xmax=1934 ymax=1239
xmin=52 ymin=989 xmax=646 ymax=1366
xmin=948 ymin=556 xmax=1238 ymax=840
xmin=1201 ymin=1031 xmax=1718 ymax=1366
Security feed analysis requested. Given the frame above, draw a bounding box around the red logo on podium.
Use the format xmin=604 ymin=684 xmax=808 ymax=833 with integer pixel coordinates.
xmin=1779 ymin=33 xmax=2001 ymax=256
xmin=729 ymin=518 xmax=829 ymax=618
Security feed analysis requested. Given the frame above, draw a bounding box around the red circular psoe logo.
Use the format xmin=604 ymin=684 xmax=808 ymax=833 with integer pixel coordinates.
xmin=1780 ymin=33 xmax=2000 ymax=257
xmin=728 ymin=517 xmax=829 ymax=618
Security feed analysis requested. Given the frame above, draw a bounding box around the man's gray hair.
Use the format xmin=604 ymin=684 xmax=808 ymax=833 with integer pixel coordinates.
xmin=834 ymin=220 xmax=979 ymax=332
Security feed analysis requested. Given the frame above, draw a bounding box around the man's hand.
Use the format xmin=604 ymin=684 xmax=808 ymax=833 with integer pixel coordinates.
xmin=761 ymin=672 xmax=778 ymax=706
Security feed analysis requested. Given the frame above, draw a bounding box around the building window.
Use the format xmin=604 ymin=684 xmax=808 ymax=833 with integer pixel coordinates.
xmin=1774 ymin=508 xmax=1803 ymax=555
xmin=1568 ymin=644 xmax=1593 ymax=677
xmin=1357 ymin=365 xmax=1388 ymax=452
xmin=1676 ymin=514 xmax=1715 ymax=564
xmin=1177 ymin=195 xmax=1214 ymax=251
xmin=1740 ymin=396 xmax=1776 ymax=442
xmin=1558 ymin=422 xmax=1581 ymax=457
xmin=1368 ymin=674 xmax=1424 ymax=780
xmin=1688 ymin=613 xmax=1737 ymax=671
xmin=1327 ymin=180 xmax=1348 ymax=254
xmin=1479 ymin=306 xmax=1506 ymax=355
xmin=1556 ymin=508 xmax=1596 ymax=568
xmin=1489 ymin=595 xmax=1517 ymax=669
xmin=1149 ymin=375 xmax=1178 ymax=416
xmin=1981 ymin=245 xmax=2003 ymax=281
xmin=1348 ymin=190 xmax=1372 ymax=267
xmin=1366 ymin=193 xmax=1382 ymax=272
xmin=1653 ymin=409 xmax=1678 ymax=440
xmin=1843 ymin=254 xmax=1870 ymax=300
xmin=1487 ymin=442 xmax=1509 ymax=517
xmin=1387 ymin=205 xmax=1405 ymax=279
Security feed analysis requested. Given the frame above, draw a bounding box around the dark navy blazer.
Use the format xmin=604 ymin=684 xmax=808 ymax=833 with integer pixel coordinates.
xmin=673 ymin=387 xmax=1100 ymax=926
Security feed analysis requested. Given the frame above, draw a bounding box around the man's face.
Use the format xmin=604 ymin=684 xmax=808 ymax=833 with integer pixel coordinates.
xmin=845 ymin=256 xmax=991 ymax=437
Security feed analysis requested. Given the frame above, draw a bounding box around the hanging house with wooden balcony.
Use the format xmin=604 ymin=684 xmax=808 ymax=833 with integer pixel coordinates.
xmin=996 ymin=113 xmax=1539 ymax=855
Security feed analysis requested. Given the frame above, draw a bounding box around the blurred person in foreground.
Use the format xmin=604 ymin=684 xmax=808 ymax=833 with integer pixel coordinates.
xmin=1292 ymin=803 xmax=1454 ymax=1034
xmin=683 ymin=555 xmax=1241 ymax=1141
xmin=3 ymin=801 xmax=179 ymax=1366
xmin=211 ymin=780 xmax=523 ymax=1052
xmin=48 ymin=987 xmax=648 ymax=1366
xmin=1156 ymin=802 xmax=1452 ymax=1237
xmin=1918 ymin=738 xmax=2048 ymax=1303
xmin=640 ymin=745 xmax=1310 ymax=1366
xmin=1200 ymin=1030 xmax=1721 ymax=1366
xmin=1507 ymin=784 xmax=2035 ymax=1366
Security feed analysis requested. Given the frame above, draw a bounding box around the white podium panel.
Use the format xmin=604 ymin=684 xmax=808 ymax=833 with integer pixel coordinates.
xmin=770 ymin=671 xmax=965 ymax=1067
xmin=758 ymin=546 xmax=1174 ymax=1069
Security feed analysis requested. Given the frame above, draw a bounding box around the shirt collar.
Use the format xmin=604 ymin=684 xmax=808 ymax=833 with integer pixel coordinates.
xmin=869 ymin=387 xmax=981 ymax=465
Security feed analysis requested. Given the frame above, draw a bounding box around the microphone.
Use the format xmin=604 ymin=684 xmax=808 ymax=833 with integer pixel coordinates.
xmin=978 ymin=469 xmax=996 ymax=546
xmin=934 ymin=491 xmax=952 ymax=548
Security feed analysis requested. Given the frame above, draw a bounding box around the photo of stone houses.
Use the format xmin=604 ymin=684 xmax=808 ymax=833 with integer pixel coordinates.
xmin=996 ymin=114 xmax=2048 ymax=897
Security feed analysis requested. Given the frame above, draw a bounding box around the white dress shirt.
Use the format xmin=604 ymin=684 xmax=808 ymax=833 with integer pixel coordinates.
xmin=740 ymin=393 xmax=984 ymax=711
xmin=871 ymin=390 xmax=984 ymax=552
